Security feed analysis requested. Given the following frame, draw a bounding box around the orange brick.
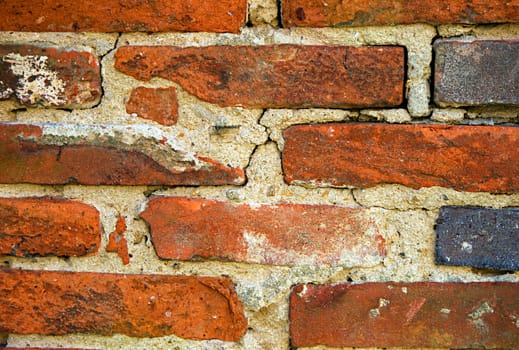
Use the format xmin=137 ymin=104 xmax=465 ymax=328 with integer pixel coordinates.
xmin=141 ymin=197 xmax=385 ymax=266
xmin=0 ymin=0 xmax=247 ymax=33
xmin=283 ymin=123 xmax=519 ymax=193
xmin=0 ymin=197 xmax=100 ymax=257
xmin=0 ymin=270 xmax=247 ymax=341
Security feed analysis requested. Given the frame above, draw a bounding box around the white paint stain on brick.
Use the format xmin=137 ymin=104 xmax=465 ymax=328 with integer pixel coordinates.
xmin=3 ymin=53 xmax=66 ymax=106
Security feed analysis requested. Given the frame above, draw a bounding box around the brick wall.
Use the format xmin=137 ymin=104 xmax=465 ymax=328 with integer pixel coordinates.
xmin=0 ymin=1 xmax=518 ymax=349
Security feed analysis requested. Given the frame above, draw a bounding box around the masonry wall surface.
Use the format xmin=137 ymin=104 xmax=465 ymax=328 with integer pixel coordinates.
xmin=0 ymin=1 xmax=518 ymax=349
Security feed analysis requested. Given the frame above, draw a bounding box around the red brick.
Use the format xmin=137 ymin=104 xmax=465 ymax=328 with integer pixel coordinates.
xmin=0 ymin=197 xmax=100 ymax=257
xmin=282 ymin=123 xmax=519 ymax=193
xmin=0 ymin=269 xmax=247 ymax=341
xmin=282 ymin=0 xmax=519 ymax=27
xmin=126 ymin=87 xmax=178 ymax=126
xmin=0 ymin=45 xmax=101 ymax=108
xmin=106 ymin=216 xmax=130 ymax=265
xmin=140 ymin=197 xmax=385 ymax=266
xmin=0 ymin=123 xmax=245 ymax=186
xmin=434 ymin=40 xmax=519 ymax=106
xmin=115 ymin=45 xmax=404 ymax=108
xmin=290 ymin=282 xmax=519 ymax=348
xmin=0 ymin=0 xmax=247 ymax=33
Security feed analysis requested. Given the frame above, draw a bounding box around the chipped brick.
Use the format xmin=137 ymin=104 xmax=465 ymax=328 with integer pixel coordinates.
xmin=0 ymin=123 xmax=245 ymax=186
xmin=106 ymin=216 xmax=130 ymax=265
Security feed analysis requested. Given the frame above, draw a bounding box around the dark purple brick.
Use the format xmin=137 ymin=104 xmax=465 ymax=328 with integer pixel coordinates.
xmin=434 ymin=40 xmax=519 ymax=106
xmin=435 ymin=206 xmax=519 ymax=271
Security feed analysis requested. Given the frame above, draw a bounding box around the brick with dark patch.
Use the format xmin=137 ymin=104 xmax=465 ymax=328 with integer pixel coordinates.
xmin=434 ymin=40 xmax=519 ymax=106
xmin=0 ymin=269 xmax=247 ymax=341
xmin=0 ymin=45 xmax=101 ymax=108
xmin=435 ymin=206 xmax=519 ymax=271
xmin=115 ymin=45 xmax=404 ymax=109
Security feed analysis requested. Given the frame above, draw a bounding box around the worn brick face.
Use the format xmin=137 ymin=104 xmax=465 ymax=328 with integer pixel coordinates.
xmin=282 ymin=0 xmax=519 ymax=27
xmin=115 ymin=45 xmax=404 ymax=108
xmin=140 ymin=197 xmax=385 ymax=266
xmin=434 ymin=40 xmax=519 ymax=106
xmin=282 ymin=123 xmax=519 ymax=193
xmin=126 ymin=87 xmax=178 ymax=126
xmin=0 ymin=197 xmax=100 ymax=257
xmin=0 ymin=269 xmax=247 ymax=341
xmin=0 ymin=45 xmax=101 ymax=108
xmin=435 ymin=206 xmax=519 ymax=271
xmin=0 ymin=123 xmax=245 ymax=186
xmin=290 ymin=282 xmax=519 ymax=348
xmin=0 ymin=0 xmax=247 ymax=33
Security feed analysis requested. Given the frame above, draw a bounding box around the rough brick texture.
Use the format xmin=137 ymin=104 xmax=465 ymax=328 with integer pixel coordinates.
xmin=435 ymin=206 xmax=519 ymax=271
xmin=0 ymin=269 xmax=247 ymax=341
xmin=282 ymin=124 xmax=519 ymax=193
xmin=0 ymin=123 xmax=245 ymax=186
xmin=290 ymin=282 xmax=519 ymax=348
xmin=115 ymin=45 xmax=405 ymax=108
xmin=0 ymin=45 xmax=101 ymax=108
xmin=0 ymin=0 xmax=247 ymax=33
xmin=0 ymin=197 xmax=100 ymax=257
xmin=140 ymin=197 xmax=385 ymax=266
xmin=106 ymin=216 xmax=130 ymax=265
xmin=282 ymin=0 xmax=519 ymax=27
xmin=434 ymin=40 xmax=519 ymax=106
xmin=126 ymin=87 xmax=178 ymax=126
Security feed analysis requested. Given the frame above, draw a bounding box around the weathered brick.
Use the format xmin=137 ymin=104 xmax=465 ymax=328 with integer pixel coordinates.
xmin=282 ymin=124 xmax=519 ymax=193
xmin=126 ymin=87 xmax=178 ymax=126
xmin=115 ymin=45 xmax=404 ymax=108
xmin=0 ymin=0 xmax=247 ymax=33
xmin=0 ymin=45 xmax=101 ymax=108
xmin=140 ymin=197 xmax=385 ymax=266
xmin=434 ymin=40 xmax=519 ymax=106
xmin=435 ymin=206 xmax=519 ymax=271
xmin=282 ymin=0 xmax=519 ymax=27
xmin=106 ymin=216 xmax=130 ymax=265
xmin=0 ymin=123 xmax=245 ymax=186
xmin=290 ymin=282 xmax=519 ymax=348
xmin=0 ymin=197 xmax=100 ymax=257
xmin=0 ymin=269 xmax=247 ymax=341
